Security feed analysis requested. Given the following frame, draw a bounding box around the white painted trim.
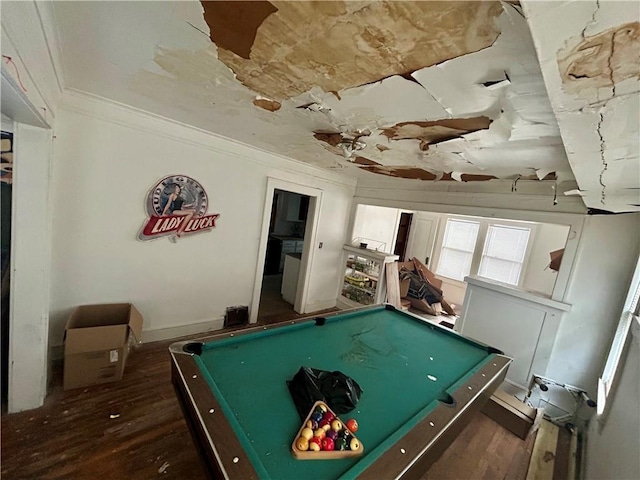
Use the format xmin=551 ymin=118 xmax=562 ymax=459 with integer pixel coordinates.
xmin=140 ymin=317 xmax=225 ymax=344
xmin=33 ymin=0 xmax=66 ymax=93
xmin=1 ymin=68 xmax=49 ymax=128
xmin=464 ymin=276 xmax=571 ymax=312
xmin=353 ymin=193 xmax=586 ymax=222
xmin=0 ymin=2 xmax=61 ymax=120
xmin=60 ymin=89 xmax=356 ymax=189
xmin=1 ymin=113 xmax=13 ymax=132
xmin=250 ymin=178 xmax=323 ymax=323
xmin=304 ymin=299 xmax=338 ymax=314
xmin=8 ymin=123 xmax=52 ymax=413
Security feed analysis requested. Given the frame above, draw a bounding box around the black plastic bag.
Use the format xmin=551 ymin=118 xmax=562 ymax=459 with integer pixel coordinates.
xmin=287 ymin=366 xmax=363 ymax=420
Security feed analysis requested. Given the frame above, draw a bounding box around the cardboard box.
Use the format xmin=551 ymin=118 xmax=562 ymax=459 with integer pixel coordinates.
xmin=481 ymin=389 xmax=542 ymax=439
xmin=64 ymin=303 xmax=143 ymax=390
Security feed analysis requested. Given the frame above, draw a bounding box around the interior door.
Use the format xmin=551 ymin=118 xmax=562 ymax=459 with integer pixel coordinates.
xmin=404 ymin=213 xmax=439 ymax=268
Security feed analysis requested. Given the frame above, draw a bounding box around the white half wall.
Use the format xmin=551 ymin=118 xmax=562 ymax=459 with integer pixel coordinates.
xmin=48 ymin=92 xmax=355 ymax=347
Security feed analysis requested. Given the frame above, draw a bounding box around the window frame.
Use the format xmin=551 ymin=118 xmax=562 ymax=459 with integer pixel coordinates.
xmin=597 ymin=255 xmax=640 ymax=425
xmin=432 ymin=214 xmax=537 ymax=287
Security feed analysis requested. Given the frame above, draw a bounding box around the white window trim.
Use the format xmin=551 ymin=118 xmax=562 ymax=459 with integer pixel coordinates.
xmin=432 ymin=214 xmax=537 ymax=287
xmin=597 ymin=255 xmax=640 ymax=425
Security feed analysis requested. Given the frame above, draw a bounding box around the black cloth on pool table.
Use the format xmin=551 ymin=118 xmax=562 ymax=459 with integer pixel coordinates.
xmin=287 ymin=366 xmax=363 ymax=420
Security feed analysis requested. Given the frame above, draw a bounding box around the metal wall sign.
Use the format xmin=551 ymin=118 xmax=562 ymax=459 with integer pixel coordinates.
xmin=138 ymin=175 xmax=220 ymax=242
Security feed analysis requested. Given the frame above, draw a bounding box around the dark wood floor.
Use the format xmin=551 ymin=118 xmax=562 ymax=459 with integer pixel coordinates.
xmin=1 ymin=322 xmax=536 ymax=480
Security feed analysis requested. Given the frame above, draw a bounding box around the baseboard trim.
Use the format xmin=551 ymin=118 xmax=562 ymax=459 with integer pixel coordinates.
xmin=140 ymin=317 xmax=225 ymax=344
xmin=303 ymin=299 xmax=338 ymax=314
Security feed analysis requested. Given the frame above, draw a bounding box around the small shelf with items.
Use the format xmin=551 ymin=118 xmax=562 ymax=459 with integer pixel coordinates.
xmin=338 ymin=245 xmax=398 ymax=309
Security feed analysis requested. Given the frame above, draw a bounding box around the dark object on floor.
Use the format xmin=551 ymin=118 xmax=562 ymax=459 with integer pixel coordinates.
xmin=224 ymin=305 xmax=248 ymax=327
xmin=287 ymin=366 xmax=363 ymax=420
xmin=440 ymin=321 xmax=455 ymax=329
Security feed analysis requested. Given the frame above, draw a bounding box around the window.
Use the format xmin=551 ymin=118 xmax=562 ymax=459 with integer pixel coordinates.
xmin=434 ymin=216 xmax=533 ymax=286
xmin=435 ymin=219 xmax=480 ymax=281
xmin=597 ymin=256 xmax=640 ymax=419
xmin=479 ymin=225 xmax=531 ymax=285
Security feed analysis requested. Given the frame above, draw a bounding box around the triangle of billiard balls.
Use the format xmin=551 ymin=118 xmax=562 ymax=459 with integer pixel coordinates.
xmin=291 ymin=401 xmax=363 ymax=459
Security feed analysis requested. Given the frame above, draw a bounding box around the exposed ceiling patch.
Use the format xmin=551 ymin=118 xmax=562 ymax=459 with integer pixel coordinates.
xmin=201 ymin=1 xmax=278 ymax=59
xmin=557 ymin=22 xmax=639 ymax=96
xmin=201 ymin=1 xmax=504 ymax=100
xmin=353 ymin=156 xmax=381 ymax=166
xmin=253 ymin=96 xmax=281 ymax=112
xmin=380 ymin=117 xmax=492 ymax=150
xmin=361 ymin=166 xmax=438 ymax=181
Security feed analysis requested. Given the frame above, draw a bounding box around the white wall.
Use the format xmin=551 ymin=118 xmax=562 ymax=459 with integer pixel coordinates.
xmin=351 ymin=205 xmax=399 ymax=253
xmin=48 ymin=92 xmax=355 ymax=346
xmin=547 ymin=214 xmax=640 ymax=393
xmin=585 ymin=319 xmax=639 ymax=480
xmin=522 ymin=222 xmax=569 ymax=296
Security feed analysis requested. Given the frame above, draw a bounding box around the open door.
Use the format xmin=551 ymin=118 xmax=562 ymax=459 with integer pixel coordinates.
xmin=258 ymin=190 xmax=311 ymax=322
xmin=250 ymin=178 xmax=322 ymax=324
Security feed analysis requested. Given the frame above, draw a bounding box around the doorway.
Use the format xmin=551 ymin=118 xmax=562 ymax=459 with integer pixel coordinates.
xmin=393 ymin=212 xmax=413 ymax=261
xmin=258 ymin=189 xmax=310 ymax=322
xmin=1 ymin=128 xmax=12 ymax=408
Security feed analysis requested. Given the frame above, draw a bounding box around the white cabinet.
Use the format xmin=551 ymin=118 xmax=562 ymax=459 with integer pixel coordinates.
xmin=281 ymin=254 xmax=301 ymax=304
xmin=337 ymin=245 xmax=398 ymax=308
xmin=279 ymin=240 xmax=304 ymax=271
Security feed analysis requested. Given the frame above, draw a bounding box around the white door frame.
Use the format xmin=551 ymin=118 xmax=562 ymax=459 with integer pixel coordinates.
xmin=2 ymin=68 xmax=52 ymax=412
xmin=250 ymin=177 xmax=323 ymax=323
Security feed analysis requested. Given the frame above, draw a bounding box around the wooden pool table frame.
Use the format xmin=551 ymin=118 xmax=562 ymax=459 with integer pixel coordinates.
xmin=170 ymin=305 xmax=511 ymax=480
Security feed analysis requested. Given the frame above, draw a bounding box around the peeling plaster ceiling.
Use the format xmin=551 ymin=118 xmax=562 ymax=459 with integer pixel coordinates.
xmin=51 ymin=1 xmax=639 ymax=211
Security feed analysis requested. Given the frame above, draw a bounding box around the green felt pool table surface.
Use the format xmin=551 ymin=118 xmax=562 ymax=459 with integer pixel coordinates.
xmin=170 ymin=305 xmax=511 ymax=479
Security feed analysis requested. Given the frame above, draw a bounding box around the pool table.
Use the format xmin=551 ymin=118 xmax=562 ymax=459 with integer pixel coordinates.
xmin=170 ymin=305 xmax=511 ymax=480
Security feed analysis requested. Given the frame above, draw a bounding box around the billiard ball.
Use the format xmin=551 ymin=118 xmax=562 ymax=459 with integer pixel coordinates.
xmin=334 ymin=438 xmax=347 ymax=451
xmin=300 ymin=427 xmax=314 ymax=440
xmin=322 ymin=411 xmax=335 ymax=422
xmin=316 ymin=403 xmax=328 ymax=413
xmin=345 ymin=418 xmax=358 ymax=433
xmin=313 ymin=428 xmax=326 ymax=440
xmin=349 ymin=438 xmax=360 ymax=451
xmin=319 ymin=419 xmax=331 ymax=431
xmin=311 ymin=412 xmax=323 ymax=423
xmin=331 ymin=419 xmax=343 ymax=431
xmin=295 ymin=436 xmax=309 ymax=451
xmin=326 ymin=429 xmax=338 ymax=441
xmin=309 ymin=437 xmax=322 ymax=451
xmin=321 ymin=437 xmax=334 ymax=451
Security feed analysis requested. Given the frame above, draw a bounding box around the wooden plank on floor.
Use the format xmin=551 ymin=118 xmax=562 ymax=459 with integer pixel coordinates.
xmin=526 ymin=420 xmax=559 ymax=480
xmin=553 ymin=425 xmax=572 ymax=480
xmin=567 ymin=427 xmax=578 ymax=480
xmin=385 ymin=261 xmax=402 ymax=308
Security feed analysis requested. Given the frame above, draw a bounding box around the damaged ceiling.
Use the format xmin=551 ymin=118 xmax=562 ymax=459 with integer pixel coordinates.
xmin=51 ymin=1 xmax=639 ymax=211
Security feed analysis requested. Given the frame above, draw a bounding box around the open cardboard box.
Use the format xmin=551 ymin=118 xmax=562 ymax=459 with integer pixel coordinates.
xmin=63 ymin=303 xmax=143 ymax=390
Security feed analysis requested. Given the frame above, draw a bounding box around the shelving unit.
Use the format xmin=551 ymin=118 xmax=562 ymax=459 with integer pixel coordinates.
xmin=337 ymin=245 xmax=399 ymax=309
